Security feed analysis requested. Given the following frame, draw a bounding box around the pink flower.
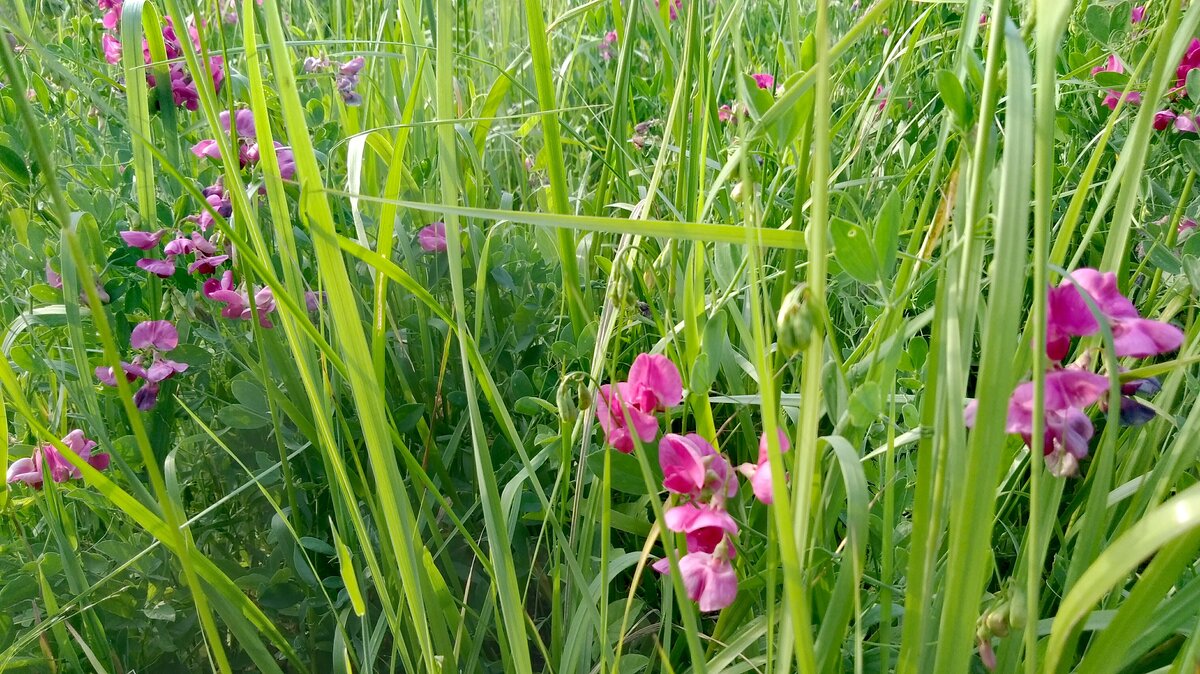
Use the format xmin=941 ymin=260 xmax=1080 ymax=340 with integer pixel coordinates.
xmin=191 ymin=232 xmax=217 ymax=255
xmin=247 ymin=142 xmax=296 ymax=179
xmin=188 ymin=255 xmax=229 ymax=275
xmin=203 ymin=271 xmax=250 ymax=319
xmin=418 ymin=222 xmax=448 ymax=252
xmin=1092 ymin=54 xmax=1124 ymax=76
xmin=1048 ymin=268 xmax=1185 ymax=359
xmin=163 ymin=235 xmax=194 ymax=256
xmin=191 ymin=139 xmax=223 ymax=161
xmin=101 ymin=33 xmax=122 ymax=65
xmin=94 ymin=361 xmax=147 ymax=386
xmin=664 ymin=503 xmax=739 ymax=553
xmin=45 ymin=262 xmax=62 ymax=289
xmin=1180 ymin=218 xmax=1198 ymax=235
xmin=1176 ymin=38 xmax=1200 ymax=90
xmin=7 ymin=430 xmax=108 ymax=489
xmin=626 ymin=353 xmax=684 ymax=411
xmin=596 ymin=382 xmax=659 ymax=453
xmin=1102 ymin=90 xmax=1141 ymax=110
xmin=599 ymin=31 xmax=617 ymax=60
xmin=120 ymin=229 xmax=166 ymax=250
xmin=131 ymin=320 xmax=180 ymax=351
xmin=737 ymin=429 xmax=791 ymax=504
xmin=876 ymin=84 xmax=888 ymax=111
xmin=677 ymin=548 xmax=738 ymax=612
xmin=1154 ymin=109 xmax=1178 ymax=130
xmin=305 ymin=290 xmax=324 ymax=312
xmin=1177 ymin=114 xmax=1198 ymax=133
xmin=137 ymin=258 xmax=176 ymax=278
xmin=751 ymin=73 xmax=775 ymax=90
xmin=717 ymin=104 xmax=733 ymax=122
xmin=658 ymin=433 xmax=737 ymax=500
xmin=253 ymin=287 xmax=277 ymax=327
xmin=880 ymin=27 xmax=890 ymax=36
xmin=1131 ymin=5 xmax=1146 ymax=23
xmin=144 ymin=358 xmax=189 ymax=383
xmin=219 ymin=109 xmax=256 ymax=139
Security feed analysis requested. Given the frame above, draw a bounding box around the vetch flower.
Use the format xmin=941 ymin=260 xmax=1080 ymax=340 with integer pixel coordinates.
xmin=1154 ymin=109 xmax=1178 ymax=130
xmin=659 ymin=433 xmax=737 ymax=501
xmin=121 ymin=229 xmax=166 ymax=250
xmin=418 ymin=222 xmax=448 ymax=252
xmin=596 ymin=383 xmax=659 ymax=453
xmin=752 ymin=73 xmax=775 ymax=90
xmin=45 ymin=262 xmax=62 ymax=288
xmin=599 ymin=30 xmax=617 ymax=60
xmin=131 ymin=320 xmax=180 ymax=351
xmin=1131 ymin=5 xmax=1146 ymax=23
xmin=187 ymin=254 xmax=229 ymax=275
xmin=677 ymin=543 xmax=738 ymax=612
xmin=94 ymin=360 xmax=147 ymax=386
xmin=717 ymin=104 xmax=733 ymax=122
xmin=137 ymin=258 xmax=176 ymax=278
xmin=1177 ymin=114 xmax=1198 ymax=133
xmin=627 ymin=353 xmax=684 ymax=412
xmin=1045 ymin=268 xmax=1184 ymax=360
xmin=1118 ymin=376 xmax=1160 ymax=426
xmin=219 ymin=109 xmax=256 ymax=139
xmin=1176 ymin=38 xmax=1200 ymax=91
xmin=737 ymin=429 xmax=791 ymax=505
xmin=7 ymin=430 xmax=109 ymax=489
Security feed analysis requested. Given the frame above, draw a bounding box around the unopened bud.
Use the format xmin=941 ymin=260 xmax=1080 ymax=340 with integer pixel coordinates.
xmin=985 ymin=603 xmax=1010 ymax=638
xmin=777 ymin=284 xmax=814 ymax=356
xmin=731 ymin=181 xmax=745 ymax=202
xmin=1007 ymin=588 xmax=1027 ymax=630
xmin=557 ymin=378 xmax=578 ymax=424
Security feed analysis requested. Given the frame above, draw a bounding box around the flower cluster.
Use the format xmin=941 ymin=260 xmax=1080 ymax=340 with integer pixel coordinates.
xmin=595 ymin=353 xmax=683 ymax=453
xmin=202 ymin=271 xmax=322 ymax=329
xmin=95 ymin=320 xmax=189 ymax=411
xmin=96 ymin=2 xmax=224 ymax=112
xmin=965 ymin=269 xmax=1183 ymax=477
xmin=596 ymin=353 xmax=793 ymax=612
xmin=192 ymin=109 xmax=296 ymax=180
xmin=122 ymin=225 xmax=227 ymax=279
xmin=304 ymin=55 xmax=366 ymax=106
xmin=7 ymin=430 xmax=109 ymax=489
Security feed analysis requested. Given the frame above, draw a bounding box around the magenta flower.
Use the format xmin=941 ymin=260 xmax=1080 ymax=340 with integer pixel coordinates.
xmin=191 ymin=139 xmax=223 ymax=161
xmin=1102 ymin=89 xmax=1141 ymax=110
xmin=163 ymin=235 xmax=194 ymax=256
xmin=1180 ymin=218 xmax=1198 ymax=236
xmin=121 ymin=229 xmax=166 ymax=250
xmin=246 ymin=142 xmax=296 ymax=180
xmin=97 ymin=0 xmax=122 ymax=29
xmin=664 ymin=503 xmax=739 ymax=553
xmin=188 ymin=255 xmax=229 ymax=275
xmin=144 ymin=357 xmax=189 ymax=383
xmin=203 ymin=271 xmax=249 ymax=318
xmin=659 ymin=433 xmax=737 ymax=501
xmin=219 ymin=109 xmax=256 ymax=139
xmin=101 ymin=33 xmax=122 ymax=65
xmin=880 ymin=26 xmax=890 ymax=36
xmin=1176 ymin=38 xmax=1200 ymax=90
xmin=717 ymin=104 xmax=733 ymax=122
xmin=751 ymin=73 xmax=775 ymax=90
xmin=1154 ymin=109 xmax=1178 ymax=130
xmin=627 ymin=353 xmax=684 ymax=412
xmin=340 ymin=56 xmax=365 ymax=76
xmin=305 ymin=290 xmax=324 ymax=312
xmin=1131 ymin=5 xmax=1146 ymax=23
xmin=418 ymin=222 xmax=448 ymax=252
xmin=7 ymin=430 xmax=109 ymax=489
xmin=677 ymin=547 xmax=738 ymax=612
xmin=1046 ymin=268 xmax=1184 ymax=360
xmin=131 ymin=320 xmax=179 ymax=351
xmin=94 ymin=360 xmax=147 ymax=386
xmin=737 ymin=429 xmax=791 ymax=505
xmin=137 ymin=258 xmax=176 ymax=278
xmin=1177 ymin=114 xmax=1198 ymax=133
xmin=1092 ymin=54 xmax=1124 ymax=76
xmin=596 ymin=383 xmax=659 ymax=453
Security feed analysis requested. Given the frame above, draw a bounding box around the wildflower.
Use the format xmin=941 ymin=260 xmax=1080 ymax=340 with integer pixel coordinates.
xmin=626 ymin=353 xmax=684 ymax=412
xmin=7 ymin=430 xmax=109 ymax=489
xmin=97 ymin=321 xmax=187 ymax=411
xmin=45 ymin=262 xmax=62 ymax=288
xmin=137 ymin=258 xmax=176 ymax=278
xmin=1176 ymin=38 xmax=1200 ymax=91
xmin=303 ymin=56 xmax=330 ymax=72
xmin=1131 ymin=5 xmax=1146 ymax=23
xmin=677 ymin=542 xmax=738 ymax=611
xmin=1118 ymin=376 xmax=1160 ymax=426
xmin=335 ymin=56 xmax=365 ymax=105
xmin=219 ymin=109 xmax=256 ymax=140
xmin=965 ymin=368 xmax=1110 ymax=477
xmin=717 ymin=104 xmax=733 ymax=122
xmin=246 ymin=142 xmax=297 ymax=180
xmin=654 ymin=0 xmax=682 ymax=21
xmin=305 ymin=290 xmax=324 ymax=312
xmin=752 ymin=73 xmax=775 ymax=90
xmin=1153 ymin=109 xmax=1178 ymax=130
xmin=101 ymin=33 xmax=122 ymax=65
xmin=120 ymin=229 xmax=166 ymax=250
xmin=664 ymin=502 xmax=739 ymax=552
xmin=131 ymin=320 xmax=180 ymax=350
xmin=1177 ymin=114 xmax=1198 ymax=133
xmin=97 ymin=0 xmax=122 ymax=29
xmin=1102 ymin=90 xmax=1142 ymax=110
xmin=1180 ymin=218 xmax=1198 ymax=237
xmin=418 ymin=222 xmax=448 ymax=253
xmin=875 ymin=84 xmax=889 ymax=111
xmin=1047 ymin=268 xmax=1184 ymax=359
xmin=881 ymin=27 xmax=890 ymax=36
xmin=596 ymin=383 xmax=659 ymax=453
xmin=659 ymin=433 xmax=738 ymax=501
xmin=203 ymin=271 xmax=249 ymax=319
xmin=599 ymin=30 xmax=617 ymax=60
xmin=187 ymin=254 xmax=229 ymax=275
xmin=737 ymin=429 xmax=791 ymax=505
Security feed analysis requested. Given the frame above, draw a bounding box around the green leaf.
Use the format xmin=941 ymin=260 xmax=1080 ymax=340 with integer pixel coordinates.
xmin=394 ymin=403 xmax=425 ymax=433
xmin=1093 ymin=70 xmax=1129 ymax=88
xmin=848 ymin=381 xmax=882 ymax=427
xmin=831 ymin=217 xmax=879 ymax=284
xmin=874 ymin=189 xmax=902 ymax=280
xmin=585 ymin=449 xmax=650 ymax=496
xmin=1179 ymin=139 xmax=1200 ymax=174
xmin=0 ymin=144 xmax=29 ymax=186
xmin=1084 ymin=4 xmax=1113 ymax=42
xmin=936 ymin=69 xmax=969 ymax=126
xmin=1187 ymin=67 xmax=1200 ymax=102
xmin=218 ymin=404 xmax=270 ymax=430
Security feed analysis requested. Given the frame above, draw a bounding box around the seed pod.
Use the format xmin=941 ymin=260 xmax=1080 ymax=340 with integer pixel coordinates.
xmin=576 ymin=379 xmax=593 ymax=412
xmin=1007 ymin=588 xmax=1027 ymax=630
xmin=777 ymin=284 xmax=813 ymax=356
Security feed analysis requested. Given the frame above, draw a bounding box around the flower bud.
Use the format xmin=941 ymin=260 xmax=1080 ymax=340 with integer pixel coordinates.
xmin=557 ymin=378 xmax=578 ymax=424
xmin=985 ymin=603 xmax=1010 ymax=638
xmin=777 ymin=284 xmax=814 ymax=356
xmin=1007 ymin=588 xmax=1027 ymax=630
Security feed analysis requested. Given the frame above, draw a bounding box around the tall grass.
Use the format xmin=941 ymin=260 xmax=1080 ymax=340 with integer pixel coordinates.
xmin=1 ymin=0 xmax=1200 ymax=672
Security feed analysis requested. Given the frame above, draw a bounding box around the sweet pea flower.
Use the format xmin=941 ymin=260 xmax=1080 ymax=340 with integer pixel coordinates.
xmin=677 ymin=545 xmax=738 ymax=612
xmin=188 ymin=255 xmax=228 ymax=275
xmin=7 ymin=430 xmax=109 ymax=488
xmin=717 ymin=104 xmax=733 ymax=122
xmin=738 ymin=429 xmax=791 ymax=505
xmin=163 ymin=235 xmax=194 ymax=256
xmin=1046 ymin=268 xmax=1184 ymax=360
xmin=1154 ymin=109 xmax=1178 ymax=130
xmin=144 ymin=357 xmax=189 ymax=383
xmin=121 ymin=229 xmax=166 ymax=250
xmin=1102 ymin=90 xmax=1141 ymax=110
xmin=203 ymin=271 xmax=248 ymax=318
xmin=131 ymin=320 xmax=180 ymax=351
xmin=599 ymin=30 xmax=617 ymax=60
xmin=659 ymin=433 xmax=737 ymax=501
xmin=137 ymin=258 xmax=176 ymax=278
xmin=95 ymin=360 xmax=147 ymax=386
xmin=191 ymin=139 xmax=224 ymax=161
xmin=664 ymin=502 xmax=739 ymax=553
xmin=1118 ymin=376 xmax=1160 ymax=426
xmin=219 ymin=109 xmax=256 ymax=139
xmin=101 ymin=33 xmax=122 ymax=65
xmin=627 ymin=353 xmax=684 ymax=412
xmin=752 ymin=73 xmax=775 ymax=90
xmin=1176 ymin=38 xmax=1200 ymax=90
xmin=1131 ymin=5 xmax=1146 ymax=23
xmin=418 ymin=222 xmax=448 ymax=252
xmin=305 ymin=290 xmax=324 ymax=312
xmin=596 ymin=383 xmax=659 ymax=453
xmin=880 ymin=26 xmax=890 ymax=36
xmin=1177 ymin=114 xmax=1198 ymax=133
